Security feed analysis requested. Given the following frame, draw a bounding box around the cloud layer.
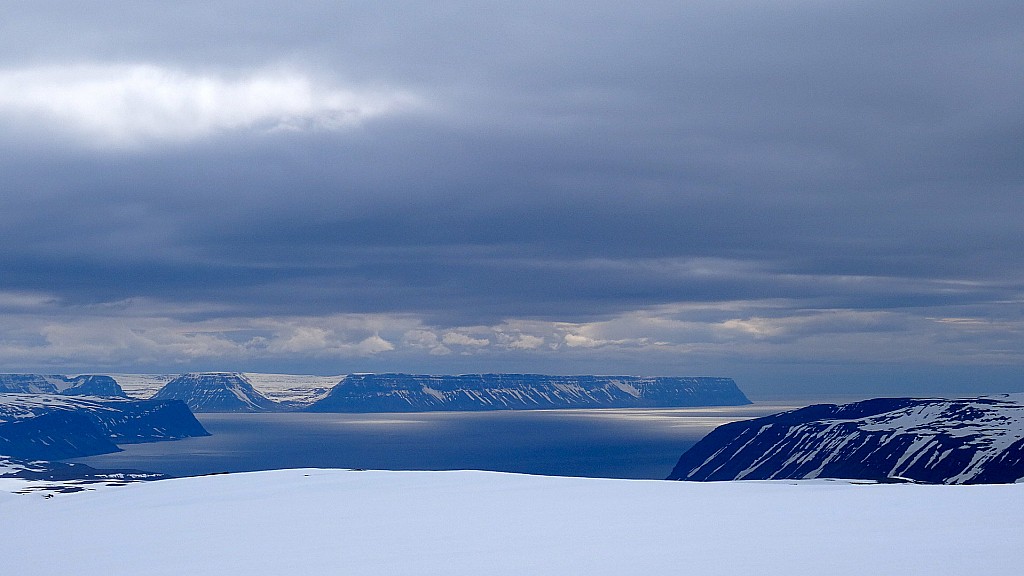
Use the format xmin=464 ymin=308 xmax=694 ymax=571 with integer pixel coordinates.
xmin=1 ymin=1 xmax=1022 ymax=398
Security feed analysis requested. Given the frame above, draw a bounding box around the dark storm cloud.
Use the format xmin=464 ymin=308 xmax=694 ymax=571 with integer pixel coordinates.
xmin=0 ymin=1 xmax=1022 ymax=394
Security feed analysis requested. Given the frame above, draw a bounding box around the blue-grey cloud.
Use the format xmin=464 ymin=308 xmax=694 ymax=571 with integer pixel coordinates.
xmin=0 ymin=1 xmax=1022 ymax=397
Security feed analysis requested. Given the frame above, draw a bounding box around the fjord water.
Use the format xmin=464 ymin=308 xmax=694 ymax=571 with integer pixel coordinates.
xmin=71 ymin=404 xmax=795 ymax=479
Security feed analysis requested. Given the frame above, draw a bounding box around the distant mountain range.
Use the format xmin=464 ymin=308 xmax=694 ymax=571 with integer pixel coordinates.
xmin=305 ymin=373 xmax=751 ymax=412
xmin=1 ymin=372 xmax=753 ymax=413
xmin=667 ymin=395 xmax=1024 ymax=484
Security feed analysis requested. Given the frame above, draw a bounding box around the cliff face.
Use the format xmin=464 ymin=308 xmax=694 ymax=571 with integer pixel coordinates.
xmin=668 ymin=395 xmax=1024 ymax=484
xmin=306 ymin=374 xmax=750 ymax=412
xmin=0 ymin=394 xmax=210 ymax=460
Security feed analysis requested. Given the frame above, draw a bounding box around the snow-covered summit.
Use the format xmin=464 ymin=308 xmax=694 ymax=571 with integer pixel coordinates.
xmin=151 ymin=373 xmax=279 ymax=412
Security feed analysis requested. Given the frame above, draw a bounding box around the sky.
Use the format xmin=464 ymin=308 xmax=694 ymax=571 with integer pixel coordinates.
xmin=0 ymin=1 xmax=1022 ymax=399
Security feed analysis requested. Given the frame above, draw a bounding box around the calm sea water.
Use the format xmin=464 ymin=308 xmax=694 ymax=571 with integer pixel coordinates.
xmin=71 ymin=404 xmax=798 ymax=480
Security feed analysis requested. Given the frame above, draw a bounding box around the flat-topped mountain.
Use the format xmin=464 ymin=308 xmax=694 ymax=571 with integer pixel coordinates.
xmin=306 ymin=374 xmax=750 ymax=412
xmin=151 ymin=373 xmax=280 ymax=412
xmin=0 ymin=374 xmax=126 ymax=397
xmin=668 ymin=394 xmax=1024 ymax=484
xmin=0 ymin=393 xmax=209 ymax=461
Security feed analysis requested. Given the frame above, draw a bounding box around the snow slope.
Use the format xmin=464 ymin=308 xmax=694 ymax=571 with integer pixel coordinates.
xmin=0 ymin=469 xmax=1020 ymax=576
xmin=106 ymin=374 xmax=178 ymax=398
xmin=669 ymin=394 xmax=1024 ymax=484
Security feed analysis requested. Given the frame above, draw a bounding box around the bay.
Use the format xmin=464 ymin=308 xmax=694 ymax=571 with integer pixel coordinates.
xmin=71 ymin=403 xmax=798 ymax=480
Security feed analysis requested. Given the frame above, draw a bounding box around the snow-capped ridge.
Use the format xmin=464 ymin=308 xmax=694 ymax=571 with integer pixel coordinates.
xmin=668 ymin=395 xmax=1024 ymax=484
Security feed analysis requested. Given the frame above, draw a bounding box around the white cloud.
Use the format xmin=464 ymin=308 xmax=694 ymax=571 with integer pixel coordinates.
xmin=563 ymin=333 xmax=605 ymax=348
xmin=442 ymin=332 xmax=490 ymax=347
xmin=265 ymin=327 xmax=333 ymax=354
xmin=354 ymin=335 xmax=395 ymax=355
xmin=719 ymin=318 xmax=785 ymax=338
xmin=0 ymin=64 xmax=421 ymax=146
xmin=403 ymin=329 xmax=451 ymax=356
xmin=507 ymin=334 xmax=544 ymax=350
xmin=0 ymin=291 xmax=59 ymax=309
xmin=257 ymin=319 xmax=402 ymax=357
xmin=403 ymin=329 xmax=441 ymax=348
xmin=38 ymin=321 xmax=243 ymax=363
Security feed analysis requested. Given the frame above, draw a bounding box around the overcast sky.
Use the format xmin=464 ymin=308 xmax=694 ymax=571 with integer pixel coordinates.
xmin=1 ymin=1 xmax=1021 ymax=398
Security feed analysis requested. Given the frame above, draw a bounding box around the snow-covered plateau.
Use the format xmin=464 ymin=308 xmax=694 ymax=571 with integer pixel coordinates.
xmin=0 ymin=468 xmax=1021 ymax=576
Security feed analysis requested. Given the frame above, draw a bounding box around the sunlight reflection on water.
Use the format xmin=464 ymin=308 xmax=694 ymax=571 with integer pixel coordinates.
xmin=71 ymin=403 xmax=802 ymax=480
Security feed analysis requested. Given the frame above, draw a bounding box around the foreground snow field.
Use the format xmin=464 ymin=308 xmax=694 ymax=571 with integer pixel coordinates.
xmin=1 ymin=469 xmax=1021 ymax=576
